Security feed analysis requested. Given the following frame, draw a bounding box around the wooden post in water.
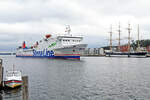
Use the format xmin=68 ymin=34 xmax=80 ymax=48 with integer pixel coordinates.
xmin=22 ymin=76 xmax=29 ymax=100
xmin=0 ymin=59 xmax=3 ymax=88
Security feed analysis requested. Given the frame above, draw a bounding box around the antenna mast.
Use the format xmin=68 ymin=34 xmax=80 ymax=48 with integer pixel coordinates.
xmin=109 ymin=25 xmax=112 ymax=51
xmin=13 ymin=64 xmax=15 ymax=73
xmin=65 ymin=25 xmax=71 ymax=34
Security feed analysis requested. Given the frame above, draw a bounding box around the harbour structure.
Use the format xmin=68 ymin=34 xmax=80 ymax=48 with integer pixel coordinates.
xmin=83 ymin=48 xmax=105 ymax=56
xmin=0 ymin=59 xmax=3 ymax=88
xmin=0 ymin=52 xmax=15 ymax=55
xmin=105 ymin=23 xmax=147 ymax=57
xmin=16 ymin=26 xmax=87 ymax=59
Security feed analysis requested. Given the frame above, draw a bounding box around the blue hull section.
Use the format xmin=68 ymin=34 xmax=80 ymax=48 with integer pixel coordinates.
xmin=16 ymin=55 xmax=80 ymax=59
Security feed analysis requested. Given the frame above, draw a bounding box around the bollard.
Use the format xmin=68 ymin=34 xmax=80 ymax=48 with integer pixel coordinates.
xmin=22 ymin=76 xmax=28 ymax=100
xmin=0 ymin=59 xmax=3 ymax=88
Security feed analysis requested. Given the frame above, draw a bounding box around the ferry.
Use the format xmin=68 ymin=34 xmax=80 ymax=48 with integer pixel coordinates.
xmin=16 ymin=26 xmax=87 ymax=59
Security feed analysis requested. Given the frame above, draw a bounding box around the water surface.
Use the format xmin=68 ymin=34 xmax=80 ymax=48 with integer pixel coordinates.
xmin=1 ymin=56 xmax=150 ymax=100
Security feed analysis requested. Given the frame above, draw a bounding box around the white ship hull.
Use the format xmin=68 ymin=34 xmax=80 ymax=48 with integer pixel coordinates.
xmin=16 ymin=44 xmax=87 ymax=59
xmin=16 ymin=35 xmax=87 ymax=59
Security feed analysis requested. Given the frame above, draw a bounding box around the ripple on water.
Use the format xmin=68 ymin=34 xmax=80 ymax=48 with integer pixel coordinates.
xmin=1 ymin=56 xmax=150 ymax=100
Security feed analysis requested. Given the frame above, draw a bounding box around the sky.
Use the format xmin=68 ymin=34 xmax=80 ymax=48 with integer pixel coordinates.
xmin=0 ymin=0 xmax=150 ymax=51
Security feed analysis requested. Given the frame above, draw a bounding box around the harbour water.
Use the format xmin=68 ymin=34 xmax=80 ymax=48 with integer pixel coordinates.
xmin=0 ymin=56 xmax=150 ymax=100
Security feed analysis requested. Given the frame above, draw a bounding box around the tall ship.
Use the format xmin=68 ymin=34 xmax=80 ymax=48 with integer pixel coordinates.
xmin=105 ymin=24 xmax=147 ymax=57
xmin=16 ymin=26 xmax=87 ymax=59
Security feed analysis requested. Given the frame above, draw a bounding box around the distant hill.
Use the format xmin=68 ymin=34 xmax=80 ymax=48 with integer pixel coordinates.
xmin=131 ymin=39 xmax=150 ymax=48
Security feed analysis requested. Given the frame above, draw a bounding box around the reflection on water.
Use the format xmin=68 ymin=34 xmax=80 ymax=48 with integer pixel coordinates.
xmin=0 ymin=56 xmax=150 ymax=100
xmin=1 ymin=87 xmax=22 ymax=100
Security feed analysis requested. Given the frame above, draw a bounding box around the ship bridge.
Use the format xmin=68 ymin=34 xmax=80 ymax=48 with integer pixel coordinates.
xmin=57 ymin=36 xmax=83 ymax=46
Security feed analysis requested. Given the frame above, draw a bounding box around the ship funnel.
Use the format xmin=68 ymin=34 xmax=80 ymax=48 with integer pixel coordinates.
xmin=22 ymin=41 xmax=26 ymax=49
xmin=45 ymin=34 xmax=51 ymax=38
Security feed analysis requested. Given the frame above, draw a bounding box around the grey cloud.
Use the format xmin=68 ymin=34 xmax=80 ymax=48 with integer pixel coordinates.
xmin=0 ymin=0 xmax=150 ymax=51
xmin=76 ymin=0 xmax=150 ymax=17
xmin=0 ymin=0 xmax=86 ymax=24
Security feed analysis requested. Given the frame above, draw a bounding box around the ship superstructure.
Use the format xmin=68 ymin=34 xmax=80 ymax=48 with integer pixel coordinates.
xmin=16 ymin=26 xmax=87 ymax=59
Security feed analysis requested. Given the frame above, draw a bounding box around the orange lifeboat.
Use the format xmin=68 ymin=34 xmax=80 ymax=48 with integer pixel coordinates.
xmin=45 ymin=34 xmax=51 ymax=38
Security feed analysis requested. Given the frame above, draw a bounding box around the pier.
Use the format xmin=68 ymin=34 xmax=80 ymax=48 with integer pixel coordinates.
xmin=105 ymin=52 xmax=147 ymax=57
xmin=83 ymin=48 xmax=105 ymax=56
xmin=0 ymin=59 xmax=3 ymax=88
xmin=0 ymin=52 xmax=16 ymax=55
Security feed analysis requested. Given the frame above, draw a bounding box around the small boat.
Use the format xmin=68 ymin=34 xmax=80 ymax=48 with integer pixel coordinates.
xmin=4 ymin=65 xmax=22 ymax=88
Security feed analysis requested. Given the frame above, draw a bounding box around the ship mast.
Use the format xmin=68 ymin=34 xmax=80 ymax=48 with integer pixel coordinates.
xmin=137 ymin=24 xmax=140 ymax=51
xmin=127 ymin=23 xmax=131 ymax=53
xmin=109 ymin=25 xmax=112 ymax=52
xmin=13 ymin=64 xmax=15 ymax=73
xmin=117 ymin=22 xmax=121 ymax=51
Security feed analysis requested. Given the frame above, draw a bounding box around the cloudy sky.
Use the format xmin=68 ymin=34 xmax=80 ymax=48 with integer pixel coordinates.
xmin=0 ymin=0 xmax=150 ymax=51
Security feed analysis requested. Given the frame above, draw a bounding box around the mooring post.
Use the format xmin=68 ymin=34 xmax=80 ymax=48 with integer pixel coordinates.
xmin=128 ymin=53 xmax=130 ymax=57
xmin=0 ymin=59 xmax=3 ymax=88
xmin=22 ymin=76 xmax=28 ymax=100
